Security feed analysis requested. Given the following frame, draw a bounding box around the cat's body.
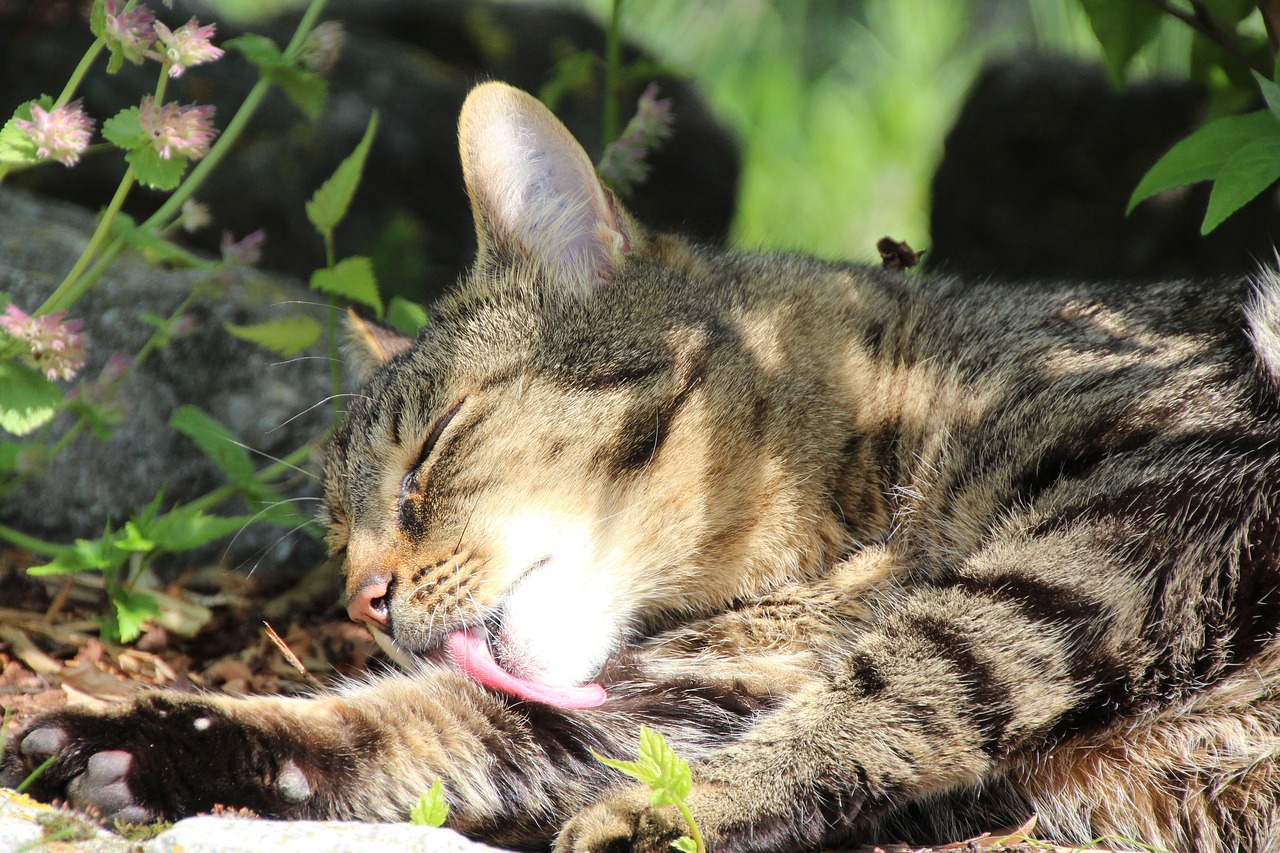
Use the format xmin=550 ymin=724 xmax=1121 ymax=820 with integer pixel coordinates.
xmin=5 ymin=83 xmax=1280 ymax=852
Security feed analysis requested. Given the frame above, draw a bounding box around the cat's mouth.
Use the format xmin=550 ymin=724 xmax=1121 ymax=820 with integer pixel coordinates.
xmin=445 ymin=627 xmax=608 ymax=709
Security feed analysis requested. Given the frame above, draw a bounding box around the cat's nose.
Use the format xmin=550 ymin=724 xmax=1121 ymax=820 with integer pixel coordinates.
xmin=346 ymin=577 xmax=391 ymax=627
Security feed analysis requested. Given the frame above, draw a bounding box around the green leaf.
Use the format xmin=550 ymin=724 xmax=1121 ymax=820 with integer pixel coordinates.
xmin=671 ymin=838 xmax=697 ymax=853
xmin=306 ymin=112 xmax=379 ymax=235
xmin=1128 ymin=110 xmax=1280 ymax=212
xmin=1202 ymin=0 xmax=1258 ymax=24
xmin=1255 ymin=71 xmax=1280 ymax=120
xmin=267 ymin=66 xmax=328 ymax=120
xmin=113 ymin=521 xmax=157 ymax=553
xmin=227 ymin=35 xmax=327 ymax=118
xmin=112 ymin=214 xmax=215 ymax=269
xmin=169 ymin=405 xmax=256 ymax=487
xmin=101 ymin=106 xmax=146 ymax=150
xmin=224 ymin=316 xmax=324 ymax=357
xmin=149 ymin=508 xmax=259 ymax=552
xmin=0 ymin=441 xmax=22 ymax=473
xmin=225 ymin=34 xmax=288 ymax=69
xmin=1079 ymin=0 xmax=1162 ymax=86
xmin=0 ymin=98 xmax=51 ymax=165
xmin=386 ymin=296 xmax=429 ymax=335
xmin=125 ymin=146 xmax=189 ymax=191
xmin=0 ymin=361 xmax=63 ymax=436
xmin=409 ymin=780 xmax=450 ymax=827
xmin=311 ymin=256 xmax=383 ymax=315
xmin=106 ymin=585 xmax=161 ymax=644
xmin=29 ymin=536 xmax=127 ymax=577
xmin=1202 ymin=134 xmax=1280 ymax=234
xmin=594 ymin=726 xmax=692 ymax=809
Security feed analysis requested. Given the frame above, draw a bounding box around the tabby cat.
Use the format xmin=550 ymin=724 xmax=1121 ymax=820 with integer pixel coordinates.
xmin=4 ymin=82 xmax=1280 ymax=853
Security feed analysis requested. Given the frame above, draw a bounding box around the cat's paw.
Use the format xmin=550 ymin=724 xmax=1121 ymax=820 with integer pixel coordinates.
xmin=1 ymin=692 xmax=314 ymax=822
xmin=556 ymin=787 xmax=689 ymax=853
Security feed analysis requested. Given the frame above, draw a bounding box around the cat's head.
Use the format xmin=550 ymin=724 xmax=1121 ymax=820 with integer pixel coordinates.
xmin=321 ymin=83 xmax=839 ymax=706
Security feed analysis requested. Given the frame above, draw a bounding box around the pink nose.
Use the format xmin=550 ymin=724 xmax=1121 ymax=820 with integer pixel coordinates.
xmin=346 ymin=577 xmax=391 ymax=627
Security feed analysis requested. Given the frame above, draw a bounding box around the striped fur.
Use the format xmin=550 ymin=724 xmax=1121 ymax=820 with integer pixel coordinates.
xmin=5 ymin=83 xmax=1280 ymax=853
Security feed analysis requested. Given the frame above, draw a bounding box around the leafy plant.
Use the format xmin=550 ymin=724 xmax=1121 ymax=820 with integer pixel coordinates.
xmin=0 ymin=0 xmax=344 ymax=644
xmin=1077 ymin=0 xmax=1280 ymax=234
xmin=409 ymin=779 xmax=450 ymax=827
xmin=594 ymin=726 xmax=705 ymax=853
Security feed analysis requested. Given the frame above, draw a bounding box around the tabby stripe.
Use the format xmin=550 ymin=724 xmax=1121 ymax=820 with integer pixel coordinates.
xmin=898 ymin=616 xmax=1015 ymax=756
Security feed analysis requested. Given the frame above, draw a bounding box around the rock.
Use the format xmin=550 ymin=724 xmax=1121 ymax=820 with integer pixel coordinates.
xmin=0 ymin=188 xmax=330 ymax=582
xmin=929 ymin=55 xmax=1280 ymax=280
xmin=0 ymin=789 xmax=514 ymax=852
xmin=147 ymin=815 xmax=510 ymax=852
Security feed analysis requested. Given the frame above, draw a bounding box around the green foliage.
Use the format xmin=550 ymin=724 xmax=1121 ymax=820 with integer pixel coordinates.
xmin=409 ymin=780 xmax=450 ymax=827
xmin=0 ymin=362 xmax=63 ymax=436
xmin=0 ymin=98 xmax=51 ymax=166
xmin=224 ymin=316 xmax=324 ymax=357
xmin=311 ymin=256 xmax=382 ymax=315
xmin=1077 ymin=0 xmax=1280 ymax=234
xmin=103 ymin=107 xmax=190 ymax=191
xmin=170 ymin=405 xmax=258 ymax=487
xmin=0 ymin=0 xmax=336 ymax=648
xmin=1078 ymin=0 xmax=1163 ymax=85
xmin=594 ymin=726 xmax=704 ymax=853
xmin=226 ymin=34 xmax=328 ymax=119
xmin=306 ymin=112 xmax=379 ymax=238
xmin=1129 ymin=110 xmax=1280 ymax=211
xmin=386 ymin=296 xmax=430 ymax=336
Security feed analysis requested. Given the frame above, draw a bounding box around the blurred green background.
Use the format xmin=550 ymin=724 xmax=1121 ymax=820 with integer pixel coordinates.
xmin=209 ymin=0 xmax=1247 ymax=263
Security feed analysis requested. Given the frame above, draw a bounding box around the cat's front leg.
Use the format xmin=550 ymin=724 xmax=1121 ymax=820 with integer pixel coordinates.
xmin=0 ymin=690 xmax=364 ymax=823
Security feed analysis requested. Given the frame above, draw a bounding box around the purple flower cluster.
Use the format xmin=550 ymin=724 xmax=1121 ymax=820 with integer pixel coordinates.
xmin=0 ymin=304 xmax=88 ymax=382
xmin=597 ymin=84 xmax=676 ymax=196
xmin=138 ymin=95 xmax=218 ymax=160
xmin=14 ymin=101 xmax=95 ymax=167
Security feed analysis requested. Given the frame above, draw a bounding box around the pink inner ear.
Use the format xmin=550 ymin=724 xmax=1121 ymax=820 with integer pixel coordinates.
xmin=460 ymin=83 xmax=628 ymax=294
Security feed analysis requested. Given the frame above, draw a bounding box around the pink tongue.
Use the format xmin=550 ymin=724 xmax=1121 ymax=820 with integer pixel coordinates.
xmin=446 ymin=629 xmax=607 ymax=709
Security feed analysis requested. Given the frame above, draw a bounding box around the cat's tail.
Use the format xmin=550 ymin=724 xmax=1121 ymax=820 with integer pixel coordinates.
xmin=1248 ymin=264 xmax=1280 ymax=395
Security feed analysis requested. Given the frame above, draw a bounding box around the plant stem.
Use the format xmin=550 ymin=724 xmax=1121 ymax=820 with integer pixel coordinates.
xmin=676 ymin=801 xmax=706 ymax=853
xmin=1144 ymin=0 xmax=1271 ymax=76
xmin=54 ymin=40 xmax=107 ymax=109
xmin=38 ymin=166 xmax=136 ymax=315
xmin=603 ymin=0 xmax=624 ymax=147
xmin=0 ymin=522 xmax=69 ymax=555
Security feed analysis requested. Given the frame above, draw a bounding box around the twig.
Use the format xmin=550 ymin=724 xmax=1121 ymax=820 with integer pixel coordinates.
xmin=262 ymin=621 xmax=328 ymax=692
xmin=1141 ymin=0 xmax=1271 ymax=76
xmin=1261 ymin=0 xmax=1280 ymax=55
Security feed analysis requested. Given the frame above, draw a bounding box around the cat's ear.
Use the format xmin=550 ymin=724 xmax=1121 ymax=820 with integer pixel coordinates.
xmin=458 ymin=81 xmax=633 ymax=295
xmin=345 ymin=309 xmax=412 ymax=380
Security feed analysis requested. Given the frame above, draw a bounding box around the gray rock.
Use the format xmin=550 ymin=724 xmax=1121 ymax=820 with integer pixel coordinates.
xmin=0 ymin=789 xmax=514 ymax=852
xmin=0 ymin=188 xmax=331 ymax=583
xmin=147 ymin=815 xmax=509 ymax=853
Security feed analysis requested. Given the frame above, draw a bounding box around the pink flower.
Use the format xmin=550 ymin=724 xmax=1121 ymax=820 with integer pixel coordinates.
xmin=103 ymin=0 xmax=156 ymax=61
xmin=14 ymin=100 xmax=95 ymax=167
xmin=597 ymin=84 xmax=675 ymax=196
xmin=0 ymin=303 xmax=87 ymax=382
xmin=221 ymin=229 xmax=265 ymax=267
xmin=138 ymin=95 xmax=218 ymax=160
xmin=153 ymin=17 xmax=223 ymax=77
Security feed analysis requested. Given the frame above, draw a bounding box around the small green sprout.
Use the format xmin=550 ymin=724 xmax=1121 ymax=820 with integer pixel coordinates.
xmin=593 ymin=725 xmax=705 ymax=853
xmin=409 ymin=779 xmax=449 ymax=828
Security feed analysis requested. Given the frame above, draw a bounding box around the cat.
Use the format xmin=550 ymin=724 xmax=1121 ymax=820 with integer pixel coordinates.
xmin=5 ymin=80 xmax=1280 ymax=853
